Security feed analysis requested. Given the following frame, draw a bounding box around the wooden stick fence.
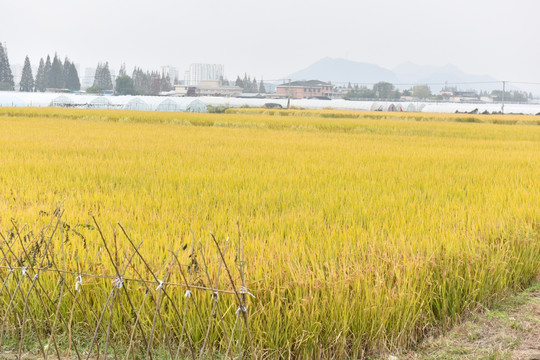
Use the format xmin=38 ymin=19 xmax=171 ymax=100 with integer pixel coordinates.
xmin=0 ymin=207 xmax=254 ymax=359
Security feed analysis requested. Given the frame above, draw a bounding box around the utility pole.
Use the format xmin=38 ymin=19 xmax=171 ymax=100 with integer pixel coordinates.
xmin=287 ymin=78 xmax=291 ymax=109
xmin=501 ymin=81 xmax=506 ymax=114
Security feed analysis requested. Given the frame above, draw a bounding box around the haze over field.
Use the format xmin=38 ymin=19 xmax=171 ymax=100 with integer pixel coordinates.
xmin=1 ymin=0 xmax=539 ymax=86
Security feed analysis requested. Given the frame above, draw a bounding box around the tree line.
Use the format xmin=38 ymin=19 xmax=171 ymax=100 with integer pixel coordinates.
xmin=113 ymin=65 xmax=173 ymax=96
xmin=235 ymin=74 xmax=266 ymax=93
xmin=34 ymin=54 xmax=81 ymax=92
xmin=0 ymin=42 xmax=80 ymax=92
xmin=342 ymin=82 xmax=532 ymax=102
xmin=0 ymin=42 xmax=173 ymax=95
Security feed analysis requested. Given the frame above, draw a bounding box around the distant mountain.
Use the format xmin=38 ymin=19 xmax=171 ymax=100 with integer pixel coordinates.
xmin=286 ymin=57 xmax=398 ymax=85
xmin=393 ymin=61 xmax=502 ymax=91
xmin=285 ymin=58 xmax=506 ymax=92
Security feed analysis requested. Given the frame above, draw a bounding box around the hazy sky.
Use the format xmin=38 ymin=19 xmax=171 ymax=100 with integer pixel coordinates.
xmin=2 ymin=0 xmax=539 ymax=83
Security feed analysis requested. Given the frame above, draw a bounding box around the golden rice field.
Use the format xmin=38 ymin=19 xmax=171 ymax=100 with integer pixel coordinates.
xmin=0 ymin=107 xmax=539 ymax=358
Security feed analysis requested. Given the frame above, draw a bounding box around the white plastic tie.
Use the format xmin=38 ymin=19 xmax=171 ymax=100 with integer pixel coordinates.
xmin=156 ymin=280 xmax=164 ymax=291
xmin=239 ymin=285 xmax=255 ymax=298
xmin=21 ymin=267 xmax=27 ymax=277
xmin=75 ymin=275 xmax=83 ymax=292
xmin=236 ymin=305 xmax=247 ymax=314
xmin=32 ymin=273 xmax=38 ymax=281
xmin=212 ymin=291 xmax=219 ymax=300
xmin=184 ymin=289 xmax=192 ymax=298
xmin=112 ymin=276 xmax=124 ymax=289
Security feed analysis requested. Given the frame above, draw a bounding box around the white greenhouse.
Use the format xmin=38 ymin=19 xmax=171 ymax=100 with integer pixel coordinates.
xmin=123 ymin=98 xmax=151 ymax=111
xmin=89 ymin=96 xmax=112 ymax=109
xmin=155 ymin=99 xmax=181 ymax=112
xmin=0 ymin=93 xmax=27 ymax=107
xmin=1 ymin=91 xmax=540 ymax=115
xmin=50 ymin=95 xmax=74 ymax=107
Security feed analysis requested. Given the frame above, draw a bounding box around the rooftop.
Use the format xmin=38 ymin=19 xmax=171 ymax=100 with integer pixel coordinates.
xmin=278 ymin=80 xmax=332 ymax=87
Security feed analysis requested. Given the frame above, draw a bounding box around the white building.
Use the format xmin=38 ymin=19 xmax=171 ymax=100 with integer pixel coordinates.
xmin=82 ymin=67 xmax=96 ymax=89
xmin=161 ymin=65 xmax=179 ymax=85
xmin=184 ymin=63 xmax=224 ymax=86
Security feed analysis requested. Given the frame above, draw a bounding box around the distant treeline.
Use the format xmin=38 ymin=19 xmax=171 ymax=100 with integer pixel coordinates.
xmin=234 ymin=74 xmax=266 ymax=93
xmin=0 ymin=42 xmax=174 ymax=95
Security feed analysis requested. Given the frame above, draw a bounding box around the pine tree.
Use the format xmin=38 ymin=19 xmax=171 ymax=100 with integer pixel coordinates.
xmin=161 ymin=73 xmax=172 ymax=92
xmin=0 ymin=42 xmax=15 ymax=90
xmin=65 ymin=62 xmax=80 ymax=91
xmin=259 ymin=79 xmax=266 ymax=94
xmin=252 ymin=78 xmax=258 ymax=93
xmin=243 ymin=73 xmax=249 ymax=91
xmin=91 ymin=62 xmax=113 ymax=91
xmin=48 ymin=54 xmax=64 ymax=89
xmin=63 ymin=58 xmax=72 ymax=88
xmin=132 ymin=67 xmax=150 ymax=95
xmin=149 ymin=71 xmax=161 ymax=95
xmin=43 ymin=55 xmax=52 ymax=89
xmin=100 ymin=62 xmax=113 ymax=90
xmin=235 ymin=75 xmax=243 ymax=89
xmin=35 ymin=58 xmax=45 ymax=92
xmin=118 ymin=63 xmax=127 ymax=77
xmin=19 ymin=56 xmax=34 ymax=92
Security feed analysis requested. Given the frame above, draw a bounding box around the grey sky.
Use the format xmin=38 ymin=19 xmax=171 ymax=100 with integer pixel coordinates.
xmin=2 ymin=0 xmax=539 ymax=83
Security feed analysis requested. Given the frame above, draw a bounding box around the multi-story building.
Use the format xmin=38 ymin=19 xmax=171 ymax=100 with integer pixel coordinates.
xmin=196 ymin=80 xmax=242 ymax=97
xmin=276 ymin=80 xmax=333 ymax=99
xmin=82 ymin=67 xmax=96 ymax=90
xmin=184 ymin=63 xmax=224 ymax=86
xmin=161 ymin=65 xmax=179 ymax=85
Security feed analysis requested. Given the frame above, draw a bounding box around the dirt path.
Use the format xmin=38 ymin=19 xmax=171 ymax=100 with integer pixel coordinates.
xmin=398 ymin=280 xmax=540 ymax=360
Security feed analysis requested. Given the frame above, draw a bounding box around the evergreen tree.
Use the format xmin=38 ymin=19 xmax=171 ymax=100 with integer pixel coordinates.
xmin=252 ymin=78 xmax=258 ymax=93
xmin=43 ymin=55 xmax=52 ymax=89
xmin=35 ymin=58 xmax=45 ymax=92
xmin=0 ymin=42 xmax=15 ymax=90
xmin=132 ymin=67 xmax=145 ymax=95
xmin=259 ymin=79 xmax=266 ymax=94
xmin=65 ymin=62 xmax=80 ymax=91
xmin=118 ymin=63 xmax=127 ymax=77
xmin=149 ymin=71 xmax=161 ymax=95
xmin=48 ymin=54 xmax=64 ymax=89
xmin=90 ymin=62 xmax=113 ymax=91
xmin=101 ymin=62 xmax=113 ymax=90
xmin=243 ymin=73 xmax=249 ymax=91
xmin=19 ymin=56 xmax=34 ymax=92
xmin=132 ymin=67 xmax=150 ymax=95
xmin=161 ymin=73 xmax=172 ymax=92
xmin=63 ymin=58 xmax=71 ymax=84
xmin=235 ymin=75 xmax=243 ymax=89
